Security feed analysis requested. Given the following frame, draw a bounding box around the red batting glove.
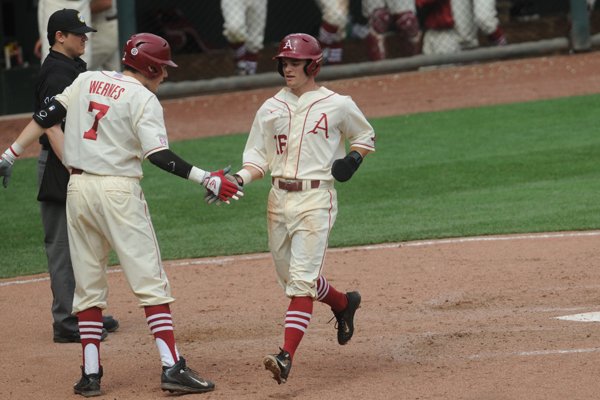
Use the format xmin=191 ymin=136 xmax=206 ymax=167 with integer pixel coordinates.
xmin=204 ymin=169 xmax=243 ymax=204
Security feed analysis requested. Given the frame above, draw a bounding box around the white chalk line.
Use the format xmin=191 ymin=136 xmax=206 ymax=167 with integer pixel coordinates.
xmin=2 ymin=230 xmax=600 ymax=288
xmin=469 ymin=347 xmax=600 ymax=360
xmin=556 ymin=311 xmax=600 ymax=322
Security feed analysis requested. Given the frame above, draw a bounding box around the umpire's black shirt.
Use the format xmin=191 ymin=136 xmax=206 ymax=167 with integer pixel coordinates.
xmin=36 ymin=49 xmax=87 ymax=149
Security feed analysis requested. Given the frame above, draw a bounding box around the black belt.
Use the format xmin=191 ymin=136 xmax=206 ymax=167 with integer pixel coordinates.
xmin=71 ymin=168 xmax=83 ymax=175
xmin=106 ymin=15 xmax=118 ymax=21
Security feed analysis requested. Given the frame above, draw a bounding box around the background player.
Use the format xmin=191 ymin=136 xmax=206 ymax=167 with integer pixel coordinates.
xmin=37 ymin=0 xmax=93 ymax=64
xmin=362 ymin=0 xmax=421 ymax=60
xmin=417 ymin=0 xmax=507 ymax=55
xmin=0 ymin=33 xmax=241 ymax=396
xmin=314 ymin=0 xmax=349 ymax=64
xmin=210 ymin=33 xmax=375 ymax=384
xmin=220 ymin=0 xmax=267 ymax=75
xmin=89 ymin=0 xmax=120 ymax=71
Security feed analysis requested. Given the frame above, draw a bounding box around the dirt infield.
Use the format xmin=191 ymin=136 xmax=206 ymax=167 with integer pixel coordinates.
xmin=2 ymin=51 xmax=600 ymax=399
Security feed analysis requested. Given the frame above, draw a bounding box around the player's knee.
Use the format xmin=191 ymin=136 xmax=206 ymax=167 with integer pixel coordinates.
xmin=369 ymin=7 xmax=391 ymax=34
xmin=223 ymin=26 xmax=247 ymax=44
xmin=322 ymin=8 xmax=348 ymax=30
xmin=285 ymin=280 xmax=316 ymax=298
xmin=474 ymin=16 xmax=497 ymax=35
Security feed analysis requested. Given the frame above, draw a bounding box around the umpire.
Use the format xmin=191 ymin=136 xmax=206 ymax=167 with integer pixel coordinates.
xmin=36 ymin=8 xmax=118 ymax=342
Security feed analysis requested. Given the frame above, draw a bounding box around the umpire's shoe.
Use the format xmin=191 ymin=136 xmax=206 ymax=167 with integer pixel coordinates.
xmin=103 ymin=315 xmax=119 ymax=332
xmin=73 ymin=366 xmax=103 ymax=397
xmin=263 ymin=348 xmax=292 ymax=384
xmin=54 ymin=328 xmax=108 ymax=344
xmin=161 ymin=357 xmax=215 ymax=394
xmin=334 ymin=291 xmax=361 ymax=345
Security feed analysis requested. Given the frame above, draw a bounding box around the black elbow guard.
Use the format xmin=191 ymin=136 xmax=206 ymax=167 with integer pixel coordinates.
xmin=148 ymin=149 xmax=193 ymax=179
xmin=33 ymin=100 xmax=67 ymax=128
xmin=331 ymin=150 xmax=363 ymax=182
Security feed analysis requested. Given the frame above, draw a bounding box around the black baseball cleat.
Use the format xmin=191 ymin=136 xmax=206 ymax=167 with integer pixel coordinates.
xmin=333 ymin=291 xmax=361 ymax=345
xmin=54 ymin=328 xmax=108 ymax=344
xmin=102 ymin=315 xmax=119 ymax=333
xmin=73 ymin=366 xmax=103 ymax=397
xmin=263 ymin=348 xmax=292 ymax=384
xmin=161 ymin=357 xmax=215 ymax=394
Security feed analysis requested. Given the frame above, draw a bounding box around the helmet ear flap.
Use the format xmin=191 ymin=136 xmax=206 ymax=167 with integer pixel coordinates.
xmin=277 ymin=57 xmax=321 ymax=77
xmin=305 ymin=59 xmax=321 ymax=77
xmin=304 ymin=60 xmax=311 ymax=76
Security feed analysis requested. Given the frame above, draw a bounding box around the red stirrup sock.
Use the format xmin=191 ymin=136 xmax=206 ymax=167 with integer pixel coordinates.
xmin=282 ymin=296 xmax=313 ymax=360
xmin=77 ymin=307 xmax=103 ymax=375
xmin=316 ymin=275 xmax=349 ymax=312
xmin=145 ymin=304 xmax=180 ymax=367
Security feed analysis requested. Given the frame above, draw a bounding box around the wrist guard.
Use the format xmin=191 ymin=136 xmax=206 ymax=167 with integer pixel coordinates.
xmin=331 ymin=150 xmax=363 ymax=182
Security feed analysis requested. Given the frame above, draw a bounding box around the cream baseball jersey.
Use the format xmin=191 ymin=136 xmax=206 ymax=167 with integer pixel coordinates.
xmin=242 ymin=86 xmax=375 ymax=180
xmin=56 ymin=70 xmax=169 ymax=178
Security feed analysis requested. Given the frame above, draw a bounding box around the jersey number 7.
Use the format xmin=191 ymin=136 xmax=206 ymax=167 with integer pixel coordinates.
xmin=84 ymin=101 xmax=110 ymax=140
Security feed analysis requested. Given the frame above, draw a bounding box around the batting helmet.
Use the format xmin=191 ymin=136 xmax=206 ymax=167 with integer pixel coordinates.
xmin=122 ymin=33 xmax=178 ymax=79
xmin=273 ymin=33 xmax=323 ymax=77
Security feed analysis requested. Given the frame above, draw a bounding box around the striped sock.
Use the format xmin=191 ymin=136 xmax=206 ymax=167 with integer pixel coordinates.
xmin=145 ymin=304 xmax=180 ymax=367
xmin=316 ymin=275 xmax=348 ymax=312
xmin=77 ymin=307 xmax=103 ymax=375
xmin=282 ymin=297 xmax=313 ymax=359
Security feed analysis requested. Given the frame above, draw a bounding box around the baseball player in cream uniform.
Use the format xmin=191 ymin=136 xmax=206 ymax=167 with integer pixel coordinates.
xmin=0 ymin=33 xmax=242 ymax=396
xmin=220 ymin=0 xmax=267 ymax=75
xmin=314 ymin=0 xmax=349 ymax=63
xmin=38 ymin=0 xmax=93 ymax=64
xmin=418 ymin=0 xmax=507 ymax=55
xmin=89 ymin=0 xmax=120 ymax=71
xmin=217 ymin=33 xmax=375 ymax=384
xmin=361 ymin=0 xmax=420 ymax=60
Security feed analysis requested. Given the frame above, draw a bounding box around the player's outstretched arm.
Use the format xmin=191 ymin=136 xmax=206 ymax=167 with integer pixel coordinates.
xmin=147 ymin=149 xmax=243 ymax=203
xmin=0 ymin=99 xmax=67 ymax=188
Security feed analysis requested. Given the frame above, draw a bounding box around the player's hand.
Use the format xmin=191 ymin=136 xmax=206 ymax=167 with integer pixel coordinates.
xmin=202 ymin=166 xmax=244 ymax=204
xmin=204 ymin=171 xmax=243 ymax=206
xmin=0 ymin=154 xmax=14 ymax=188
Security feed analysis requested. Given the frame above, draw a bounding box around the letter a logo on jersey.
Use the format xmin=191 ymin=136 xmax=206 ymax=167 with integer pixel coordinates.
xmin=307 ymin=113 xmax=329 ymax=139
xmin=283 ymin=40 xmax=293 ymax=50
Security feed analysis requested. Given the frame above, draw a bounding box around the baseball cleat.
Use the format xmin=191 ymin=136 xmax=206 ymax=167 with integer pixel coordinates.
xmin=160 ymin=357 xmax=215 ymax=394
xmin=263 ymin=348 xmax=292 ymax=384
xmin=334 ymin=291 xmax=361 ymax=345
xmin=73 ymin=366 xmax=103 ymax=397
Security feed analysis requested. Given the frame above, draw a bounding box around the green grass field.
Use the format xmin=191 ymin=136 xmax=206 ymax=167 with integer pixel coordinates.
xmin=2 ymin=93 xmax=600 ymax=278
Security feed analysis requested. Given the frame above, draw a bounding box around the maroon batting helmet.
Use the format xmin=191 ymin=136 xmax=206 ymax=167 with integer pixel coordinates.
xmin=122 ymin=33 xmax=178 ymax=79
xmin=274 ymin=33 xmax=323 ymax=77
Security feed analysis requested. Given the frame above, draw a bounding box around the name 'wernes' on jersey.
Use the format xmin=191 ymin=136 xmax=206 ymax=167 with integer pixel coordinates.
xmin=56 ymin=70 xmax=170 ymax=179
xmin=88 ymin=79 xmax=126 ymax=100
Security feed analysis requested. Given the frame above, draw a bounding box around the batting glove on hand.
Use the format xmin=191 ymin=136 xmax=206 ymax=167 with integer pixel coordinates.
xmin=203 ymin=166 xmax=244 ymax=204
xmin=0 ymin=153 xmax=14 ymax=188
xmin=204 ymin=169 xmax=243 ymax=206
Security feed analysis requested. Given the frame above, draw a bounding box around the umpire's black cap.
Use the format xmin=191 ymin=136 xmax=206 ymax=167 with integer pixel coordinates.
xmin=47 ymin=8 xmax=96 ymax=44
